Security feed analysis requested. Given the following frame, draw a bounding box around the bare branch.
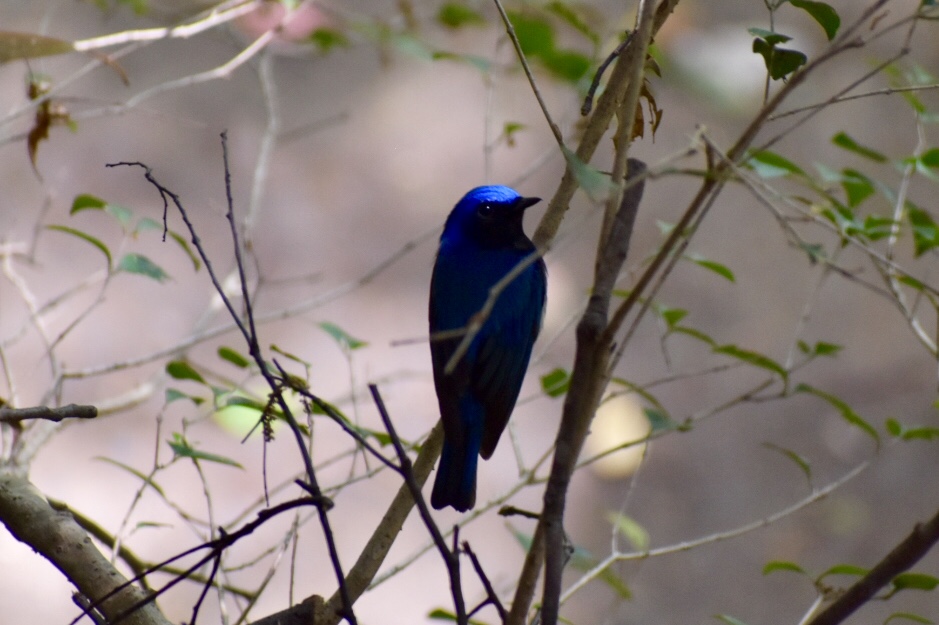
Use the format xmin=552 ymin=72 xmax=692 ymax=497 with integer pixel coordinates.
xmin=0 ymin=472 xmax=172 ymax=625
xmin=0 ymin=403 xmax=97 ymax=424
xmin=71 ymin=1 xmax=262 ymax=52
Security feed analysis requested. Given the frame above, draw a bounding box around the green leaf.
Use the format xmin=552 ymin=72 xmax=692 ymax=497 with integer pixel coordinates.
xmin=168 ymin=230 xmax=201 ymax=271
xmin=270 ymin=344 xmax=312 ymax=368
xmin=542 ymin=49 xmax=591 ymax=83
xmin=763 ymin=442 xmax=812 ymax=483
xmin=687 ymin=255 xmax=736 ymax=282
xmin=747 ymin=150 xmax=806 ymax=178
xmin=919 ymin=147 xmax=939 ymax=168
xmin=167 ymin=432 xmax=243 ymax=468
xmin=118 ymin=253 xmax=169 ymax=282
xmin=509 ymin=526 xmax=534 ymax=551
xmin=569 ymin=545 xmax=632 ymax=599
xmin=135 ymin=217 xmax=163 ymax=233
xmin=820 ymin=202 xmax=863 ymax=240
xmin=319 ymin=321 xmax=367 ymax=350
xmin=362 ymin=428 xmax=394 ymax=447
xmin=714 ymin=344 xmax=788 ymax=380
xmin=819 ymin=563 xmax=868 ymax=580
xmin=546 ymin=1 xmax=600 ymax=46
xmin=715 ymin=615 xmax=752 ymax=625
xmin=654 ymin=304 xmax=688 ymax=328
xmin=886 ymin=417 xmax=903 ymax=437
xmin=656 ymin=220 xmax=676 ymax=236
xmin=309 ymin=396 xmax=346 ymax=421
xmin=814 ymin=341 xmax=843 ymax=356
xmin=437 ymin=3 xmax=485 ymax=29
xmin=562 ymin=146 xmax=615 ymax=201
xmin=789 ymin=0 xmax=841 ymax=40
xmin=134 ymin=521 xmax=171 ymax=531
xmin=309 ymin=28 xmax=349 ymax=54
xmin=751 ymin=34 xmax=807 ymax=80
xmin=832 ymin=132 xmax=888 ymax=162
xmin=747 ymin=27 xmax=792 ymax=46
xmin=70 ymin=193 xmax=107 ymax=214
xmin=884 ymin=613 xmax=935 ymax=624
xmin=503 ymin=121 xmax=526 ymax=145
xmin=800 ymin=340 xmax=843 ymax=358
xmin=105 ymin=203 xmax=134 ymax=230
xmin=907 ymin=204 xmax=939 ymax=256
xmin=218 ymin=346 xmax=250 ymax=369
xmin=799 ymin=242 xmax=827 ymax=263
xmin=507 ymin=12 xmax=555 ymax=58
xmin=765 ymin=46 xmax=807 ymax=80
xmin=796 ymin=383 xmax=879 ymax=444
xmin=224 ymin=395 xmax=268 ymax=412
xmin=95 ymin=457 xmax=165 ymax=496
xmin=763 ymin=560 xmax=808 ymax=576
xmin=862 ymin=214 xmax=897 ymax=241
xmin=108 ymin=0 xmax=150 ymax=14
xmin=541 ymin=367 xmax=570 ymax=398
xmin=431 ymin=51 xmax=492 ymax=73
xmin=644 ymin=407 xmax=679 ymax=432
xmin=898 ymin=274 xmax=927 ymax=291
xmin=45 ymin=225 xmax=112 ymax=267
xmin=671 ymin=325 xmax=717 ymax=345
xmin=427 ymin=608 xmax=488 ymax=625
xmin=165 ymin=388 xmax=204 ymax=405
xmin=428 ymin=608 xmax=458 ymax=621
xmin=607 ymin=512 xmax=649 ymax=551
xmin=0 ymin=31 xmax=74 ymax=62
xmin=891 ymin=573 xmax=939 ymax=592
xmin=901 ymin=426 xmax=939 ymax=441
xmin=610 ymin=378 xmax=672 ymax=424
xmin=889 ymin=414 xmax=939 ymax=441
xmin=841 ymin=169 xmax=875 ymax=207
xmin=390 ymin=33 xmax=434 ymax=60
xmin=166 ymin=360 xmax=205 ymax=384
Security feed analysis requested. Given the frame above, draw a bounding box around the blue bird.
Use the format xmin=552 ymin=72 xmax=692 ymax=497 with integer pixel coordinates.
xmin=429 ymin=185 xmax=547 ymax=511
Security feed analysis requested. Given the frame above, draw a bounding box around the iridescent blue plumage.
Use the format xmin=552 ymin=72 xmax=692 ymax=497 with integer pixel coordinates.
xmin=429 ymin=185 xmax=547 ymax=511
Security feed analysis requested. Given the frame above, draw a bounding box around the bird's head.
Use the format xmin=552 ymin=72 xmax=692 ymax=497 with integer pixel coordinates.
xmin=442 ymin=185 xmax=541 ymax=250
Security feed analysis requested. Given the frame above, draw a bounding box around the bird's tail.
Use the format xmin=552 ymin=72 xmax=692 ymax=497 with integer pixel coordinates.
xmin=431 ymin=398 xmax=483 ymax=512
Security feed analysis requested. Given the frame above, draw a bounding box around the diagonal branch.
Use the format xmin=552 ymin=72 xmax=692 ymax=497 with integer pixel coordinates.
xmin=0 ymin=471 xmax=172 ymax=625
xmin=807 ymin=506 xmax=939 ymax=625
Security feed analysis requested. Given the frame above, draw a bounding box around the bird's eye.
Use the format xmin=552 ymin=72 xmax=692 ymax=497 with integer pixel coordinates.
xmin=477 ymin=203 xmax=494 ymax=218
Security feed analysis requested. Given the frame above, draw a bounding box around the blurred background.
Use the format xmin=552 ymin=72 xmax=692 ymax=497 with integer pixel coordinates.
xmin=1 ymin=1 xmax=938 ymax=623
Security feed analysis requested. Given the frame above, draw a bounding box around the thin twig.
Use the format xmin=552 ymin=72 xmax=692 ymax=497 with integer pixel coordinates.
xmin=491 ymin=0 xmax=564 ymax=147
xmin=369 ymin=385 xmax=466 ymax=623
xmin=462 ymin=541 xmax=507 ymax=621
xmin=560 ymin=460 xmax=871 ymax=604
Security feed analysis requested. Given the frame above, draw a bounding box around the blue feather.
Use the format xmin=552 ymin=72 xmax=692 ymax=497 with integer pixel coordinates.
xmin=429 ymin=185 xmax=546 ymax=512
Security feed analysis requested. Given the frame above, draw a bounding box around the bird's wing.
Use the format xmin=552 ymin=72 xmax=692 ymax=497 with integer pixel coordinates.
xmin=474 ymin=258 xmax=546 ymax=459
xmin=429 ymin=255 xmax=480 ymax=448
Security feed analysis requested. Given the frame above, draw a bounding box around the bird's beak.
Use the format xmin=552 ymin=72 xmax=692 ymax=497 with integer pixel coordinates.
xmin=515 ymin=196 xmax=541 ymax=211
